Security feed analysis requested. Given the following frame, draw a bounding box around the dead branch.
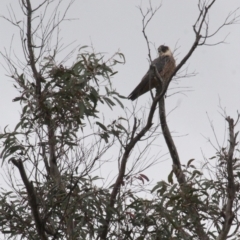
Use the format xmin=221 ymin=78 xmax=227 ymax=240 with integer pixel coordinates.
xmin=10 ymin=158 xmax=48 ymax=240
xmin=24 ymin=0 xmax=43 ymax=96
xmin=216 ymin=116 xmax=239 ymax=240
xmin=99 ymin=77 xmax=161 ymax=239
xmin=99 ymin=1 xmax=221 ymax=238
xmin=158 ymin=97 xmax=185 ymax=182
xmin=158 ymin=95 xmax=210 ymax=239
xmin=138 ymin=1 xmax=162 ymax=62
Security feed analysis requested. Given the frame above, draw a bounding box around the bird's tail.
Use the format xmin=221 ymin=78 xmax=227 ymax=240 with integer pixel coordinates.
xmin=128 ymin=91 xmax=139 ymax=101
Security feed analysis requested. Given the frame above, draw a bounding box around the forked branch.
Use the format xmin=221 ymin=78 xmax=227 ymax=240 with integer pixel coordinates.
xmin=216 ymin=116 xmax=239 ymax=240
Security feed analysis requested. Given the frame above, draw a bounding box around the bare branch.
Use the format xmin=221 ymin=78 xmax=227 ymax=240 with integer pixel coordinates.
xmin=158 ymin=94 xmax=210 ymax=239
xmin=10 ymin=158 xmax=48 ymax=240
xmin=216 ymin=116 xmax=239 ymax=239
xmin=137 ymin=1 xmax=162 ymax=62
xmin=24 ymin=0 xmax=43 ymax=95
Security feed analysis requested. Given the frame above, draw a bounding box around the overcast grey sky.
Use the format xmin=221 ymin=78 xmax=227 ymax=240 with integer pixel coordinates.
xmin=0 ymin=0 xmax=240 ymax=183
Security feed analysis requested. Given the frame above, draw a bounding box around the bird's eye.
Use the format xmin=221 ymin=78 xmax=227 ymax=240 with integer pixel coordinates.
xmin=162 ymin=46 xmax=167 ymax=52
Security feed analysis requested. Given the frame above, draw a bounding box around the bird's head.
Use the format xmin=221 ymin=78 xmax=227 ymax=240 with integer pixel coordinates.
xmin=158 ymin=45 xmax=172 ymax=57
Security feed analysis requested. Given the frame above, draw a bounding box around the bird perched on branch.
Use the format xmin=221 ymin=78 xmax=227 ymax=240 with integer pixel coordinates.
xmin=128 ymin=45 xmax=176 ymax=101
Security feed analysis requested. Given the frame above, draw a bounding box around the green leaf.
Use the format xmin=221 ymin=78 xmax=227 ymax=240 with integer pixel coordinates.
xmin=65 ymin=141 xmax=77 ymax=146
xmin=96 ymin=122 xmax=107 ymax=131
xmin=103 ymin=97 xmax=115 ymax=110
xmin=110 ymin=129 xmax=121 ymax=137
xmin=168 ymin=170 xmax=174 ymax=184
xmin=22 ymin=105 xmax=29 ymax=116
xmin=187 ymin=158 xmax=195 ymax=167
xmin=79 ymin=45 xmax=88 ymax=51
xmin=110 ymin=71 xmax=118 ymax=76
xmin=14 ymin=122 xmax=22 ymax=132
xmin=101 ymin=63 xmax=112 ymax=73
xmin=192 ymin=170 xmax=202 ymax=177
xmin=117 ymin=53 xmax=126 ymax=64
xmin=89 ymin=87 xmax=99 ymax=108
xmin=110 ymin=90 xmax=126 ymax=99
xmin=105 ymin=87 xmax=110 ymax=95
xmin=113 ymin=97 xmax=124 ymax=108
xmin=78 ymin=102 xmax=85 ymax=118
xmin=99 ymin=132 xmax=109 ymax=143
xmin=19 ymin=73 xmax=25 ymax=85
xmin=90 ymin=87 xmax=99 ymax=98
xmin=9 ymin=145 xmax=24 ymax=154
xmin=12 ymin=96 xmax=27 ymax=102
xmin=168 ymin=184 xmax=177 ymax=195
xmin=115 ymin=124 xmax=128 ymax=134
xmin=118 ymin=117 xmax=127 ymax=121
xmin=151 ymin=181 xmax=167 ymax=193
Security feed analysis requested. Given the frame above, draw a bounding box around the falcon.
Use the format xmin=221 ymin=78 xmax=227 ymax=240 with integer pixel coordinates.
xmin=128 ymin=45 xmax=176 ymax=101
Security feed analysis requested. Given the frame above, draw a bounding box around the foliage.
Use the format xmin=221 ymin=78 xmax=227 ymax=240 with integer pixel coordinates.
xmin=0 ymin=1 xmax=240 ymax=240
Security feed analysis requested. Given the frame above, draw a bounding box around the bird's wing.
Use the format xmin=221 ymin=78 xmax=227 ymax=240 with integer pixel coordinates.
xmin=128 ymin=73 xmax=151 ymax=101
xmin=152 ymin=56 xmax=169 ymax=74
xmin=128 ymin=56 xmax=169 ymax=101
